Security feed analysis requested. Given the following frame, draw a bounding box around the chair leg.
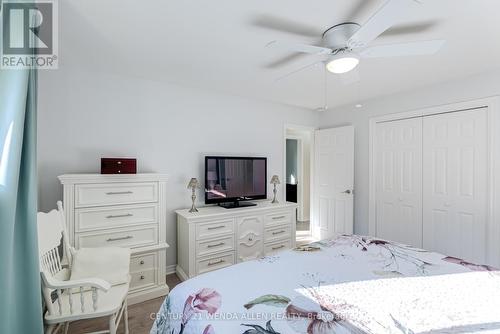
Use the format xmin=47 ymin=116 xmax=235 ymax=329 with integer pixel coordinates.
xmin=109 ymin=314 xmax=117 ymax=334
xmin=63 ymin=322 xmax=70 ymax=334
xmin=45 ymin=324 xmax=56 ymax=334
xmin=124 ymin=300 xmax=129 ymax=334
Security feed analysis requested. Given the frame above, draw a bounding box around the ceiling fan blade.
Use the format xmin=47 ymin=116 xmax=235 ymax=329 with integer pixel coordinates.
xmin=267 ymin=40 xmax=332 ymax=55
xmin=275 ymin=61 xmax=322 ymax=82
xmin=347 ymin=0 xmax=419 ymax=49
xmin=264 ymin=53 xmax=306 ymax=69
xmin=346 ymin=1 xmax=375 ymax=22
xmin=381 ymin=20 xmax=440 ymax=37
xmin=251 ymin=14 xmax=323 ymax=37
xmin=360 ymin=40 xmax=445 ymax=58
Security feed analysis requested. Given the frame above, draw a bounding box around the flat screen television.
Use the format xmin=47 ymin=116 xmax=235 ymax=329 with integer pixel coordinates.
xmin=205 ymin=156 xmax=267 ymax=208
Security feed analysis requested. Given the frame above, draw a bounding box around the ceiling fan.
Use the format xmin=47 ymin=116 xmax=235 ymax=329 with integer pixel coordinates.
xmin=257 ymin=0 xmax=445 ymax=80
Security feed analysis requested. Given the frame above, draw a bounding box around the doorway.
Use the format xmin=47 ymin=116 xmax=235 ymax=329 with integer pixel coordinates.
xmin=284 ymin=125 xmax=314 ymax=245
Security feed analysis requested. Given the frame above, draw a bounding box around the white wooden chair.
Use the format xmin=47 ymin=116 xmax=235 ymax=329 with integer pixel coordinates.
xmin=38 ymin=201 xmax=130 ymax=334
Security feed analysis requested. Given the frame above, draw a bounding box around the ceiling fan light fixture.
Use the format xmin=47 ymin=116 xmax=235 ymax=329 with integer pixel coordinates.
xmin=326 ymin=53 xmax=360 ymax=74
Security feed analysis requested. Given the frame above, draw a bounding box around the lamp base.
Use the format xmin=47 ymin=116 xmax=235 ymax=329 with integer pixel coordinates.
xmin=271 ymin=185 xmax=279 ymax=204
xmin=189 ymin=192 xmax=198 ymax=213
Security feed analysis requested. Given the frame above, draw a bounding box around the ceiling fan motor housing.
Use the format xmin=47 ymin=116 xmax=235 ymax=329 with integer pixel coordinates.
xmin=322 ymin=22 xmax=360 ymax=50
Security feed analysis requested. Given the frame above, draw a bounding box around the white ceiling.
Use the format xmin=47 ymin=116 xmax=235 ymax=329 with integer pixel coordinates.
xmin=60 ymin=0 xmax=500 ymax=110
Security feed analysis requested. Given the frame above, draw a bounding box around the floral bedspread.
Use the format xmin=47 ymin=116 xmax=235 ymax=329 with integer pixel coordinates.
xmin=151 ymin=235 xmax=500 ymax=334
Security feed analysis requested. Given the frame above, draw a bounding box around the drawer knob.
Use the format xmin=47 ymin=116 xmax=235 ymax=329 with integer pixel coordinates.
xmin=106 ymin=235 xmax=133 ymax=242
xmin=272 ymin=230 xmax=286 ymax=235
xmin=207 ymin=225 xmax=225 ymax=230
xmin=106 ymin=213 xmax=133 ymax=219
xmin=105 ymin=191 xmax=133 ymax=195
xmin=208 ymin=259 xmax=224 ymax=266
xmin=140 ymin=260 xmax=145 ymax=265
xmin=272 ymin=245 xmax=285 ymax=250
xmin=272 ymin=216 xmax=285 ymax=220
xmin=248 ymin=237 xmax=253 ymax=241
xmin=207 ymin=242 xmax=224 ymax=248
xmin=140 ymin=275 xmax=145 ymax=280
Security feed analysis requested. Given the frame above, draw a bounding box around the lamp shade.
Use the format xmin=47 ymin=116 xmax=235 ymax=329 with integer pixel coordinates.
xmin=270 ymin=175 xmax=280 ymax=185
xmin=187 ymin=177 xmax=199 ymax=189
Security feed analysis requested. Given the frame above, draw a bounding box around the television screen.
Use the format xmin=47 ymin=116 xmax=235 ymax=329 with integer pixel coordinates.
xmin=205 ymin=156 xmax=267 ymax=204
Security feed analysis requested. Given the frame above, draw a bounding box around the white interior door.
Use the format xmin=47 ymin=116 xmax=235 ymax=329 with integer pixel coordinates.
xmin=375 ymin=118 xmax=423 ymax=247
xmin=313 ymin=126 xmax=354 ymax=240
xmin=423 ymin=108 xmax=488 ymax=263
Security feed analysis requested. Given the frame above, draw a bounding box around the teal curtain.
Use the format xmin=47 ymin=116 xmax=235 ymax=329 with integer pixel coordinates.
xmin=0 ymin=19 xmax=44 ymax=334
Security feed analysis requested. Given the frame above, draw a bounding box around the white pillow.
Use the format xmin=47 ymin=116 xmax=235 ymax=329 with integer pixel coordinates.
xmin=70 ymin=247 xmax=130 ymax=286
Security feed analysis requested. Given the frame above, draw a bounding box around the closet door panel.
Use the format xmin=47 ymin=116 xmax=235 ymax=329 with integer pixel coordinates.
xmin=423 ymin=108 xmax=488 ymax=263
xmin=375 ymin=118 xmax=423 ymax=247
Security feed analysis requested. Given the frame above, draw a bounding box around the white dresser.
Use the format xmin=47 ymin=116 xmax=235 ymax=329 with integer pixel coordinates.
xmin=176 ymin=201 xmax=297 ymax=280
xmin=58 ymin=173 xmax=170 ymax=304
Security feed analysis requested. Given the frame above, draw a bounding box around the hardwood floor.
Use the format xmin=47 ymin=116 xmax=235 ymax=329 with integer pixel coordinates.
xmin=69 ymin=274 xmax=182 ymax=334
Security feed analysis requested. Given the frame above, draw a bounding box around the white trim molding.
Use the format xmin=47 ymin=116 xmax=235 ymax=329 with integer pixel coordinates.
xmin=283 ymin=123 xmax=316 ymax=229
xmin=166 ymin=264 xmax=177 ymax=275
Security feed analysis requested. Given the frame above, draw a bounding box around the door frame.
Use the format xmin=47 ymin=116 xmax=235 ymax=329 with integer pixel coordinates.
xmin=285 ymin=135 xmax=304 ymax=219
xmin=368 ymin=96 xmax=500 ymax=265
xmin=283 ymin=124 xmax=315 ymax=231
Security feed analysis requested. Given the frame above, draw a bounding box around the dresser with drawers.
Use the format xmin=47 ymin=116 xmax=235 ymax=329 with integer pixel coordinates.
xmin=58 ymin=173 xmax=169 ymax=304
xmin=176 ymin=201 xmax=297 ymax=280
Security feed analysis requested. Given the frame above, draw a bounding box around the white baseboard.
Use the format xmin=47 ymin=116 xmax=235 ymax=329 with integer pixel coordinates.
xmin=176 ymin=265 xmax=188 ymax=281
xmin=166 ymin=264 xmax=177 ymax=275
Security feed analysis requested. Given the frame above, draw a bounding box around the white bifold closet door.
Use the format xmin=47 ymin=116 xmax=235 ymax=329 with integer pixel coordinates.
xmin=375 ymin=107 xmax=488 ymax=263
xmin=422 ymin=108 xmax=488 ymax=264
xmin=375 ymin=117 xmax=423 ymax=247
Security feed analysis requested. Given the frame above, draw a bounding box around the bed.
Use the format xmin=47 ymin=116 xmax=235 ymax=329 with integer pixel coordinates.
xmin=151 ymin=235 xmax=500 ymax=334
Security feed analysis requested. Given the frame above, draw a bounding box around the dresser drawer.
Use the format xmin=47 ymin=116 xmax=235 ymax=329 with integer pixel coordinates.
xmin=130 ymin=268 xmax=157 ymax=291
xmin=264 ymin=211 xmax=293 ymax=227
xmin=196 ymin=219 xmax=234 ymax=240
xmin=196 ymin=235 xmax=234 ymax=258
xmin=130 ymin=252 xmax=156 ymax=272
xmin=75 ymin=204 xmax=157 ymax=232
xmin=196 ymin=252 xmax=235 ymax=275
xmin=236 ymin=215 xmax=264 ymax=263
xmin=264 ymin=225 xmax=292 ymax=243
xmin=76 ymin=225 xmax=157 ymax=249
xmin=75 ymin=182 xmax=157 ymax=208
xmin=264 ymin=239 xmax=292 ymax=256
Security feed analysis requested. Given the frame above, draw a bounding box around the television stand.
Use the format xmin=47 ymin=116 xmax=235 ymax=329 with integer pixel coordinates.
xmin=218 ymin=201 xmax=257 ymax=209
xmin=175 ymin=201 xmax=298 ymax=280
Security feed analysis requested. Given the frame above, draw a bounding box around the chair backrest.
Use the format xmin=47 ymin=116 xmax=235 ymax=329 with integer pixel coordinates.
xmin=37 ymin=201 xmax=73 ymax=314
xmin=37 ymin=201 xmax=72 ymax=275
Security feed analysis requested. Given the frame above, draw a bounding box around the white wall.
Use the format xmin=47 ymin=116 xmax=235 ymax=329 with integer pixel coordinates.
xmin=319 ymin=69 xmax=500 ymax=235
xmin=37 ymin=68 xmax=317 ymax=268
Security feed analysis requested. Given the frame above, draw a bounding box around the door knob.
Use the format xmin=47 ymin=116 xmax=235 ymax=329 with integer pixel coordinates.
xmin=342 ymin=189 xmax=351 ymax=194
